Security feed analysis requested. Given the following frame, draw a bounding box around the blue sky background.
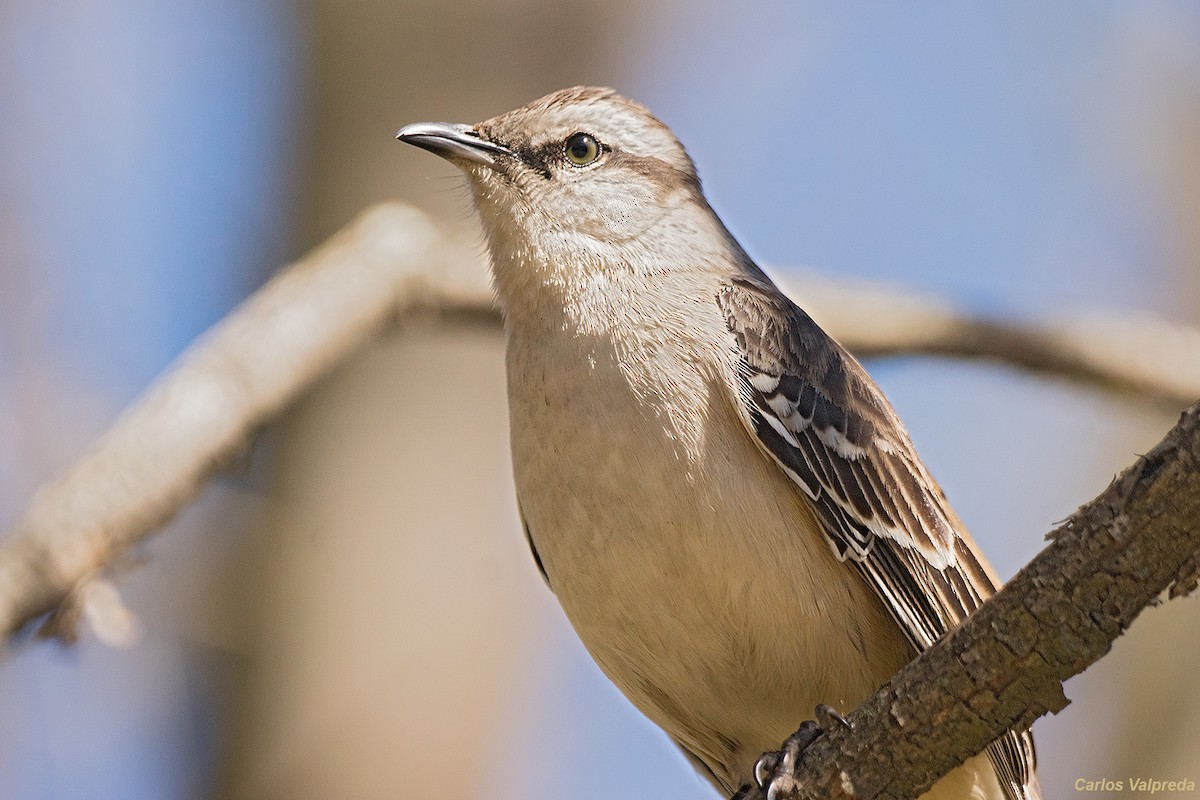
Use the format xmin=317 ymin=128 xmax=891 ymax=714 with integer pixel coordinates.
xmin=0 ymin=3 xmax=300 ymax=799
xmin=1 ymin=3 xmax=1198 ymax=799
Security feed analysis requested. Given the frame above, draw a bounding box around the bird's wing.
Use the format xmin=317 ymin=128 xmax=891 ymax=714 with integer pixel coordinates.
xmin=716 ymin=274 xmax=1038 ymax=800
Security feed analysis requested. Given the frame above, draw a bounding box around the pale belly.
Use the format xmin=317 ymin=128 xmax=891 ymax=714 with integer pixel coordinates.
xmin=506 ymin=341 xmax=913 ymax=790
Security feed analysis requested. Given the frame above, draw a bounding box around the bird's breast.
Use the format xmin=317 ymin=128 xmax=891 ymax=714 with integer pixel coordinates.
xmin=503 ymin=319 xmax=910 ymax=787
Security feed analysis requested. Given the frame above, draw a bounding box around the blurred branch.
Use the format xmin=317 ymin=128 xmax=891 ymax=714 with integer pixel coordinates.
xmin=753 ymin=401 xmax=1200 ymax=800
xmin=791 ymin=273 xmax=1200 ymax=407
xmin=0 ymin=203 xmax=489 ymax=641
xmin=1 ymin=201 xmax=1198 ymax=643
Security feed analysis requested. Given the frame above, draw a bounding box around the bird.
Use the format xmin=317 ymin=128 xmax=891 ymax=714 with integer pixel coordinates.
xmin=396 ymin=86 xmax=1040 ymax=800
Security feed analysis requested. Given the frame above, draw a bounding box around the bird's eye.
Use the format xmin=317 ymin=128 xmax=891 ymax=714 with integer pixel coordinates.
xmin=564 ymin=132 xmax=601 ymax=166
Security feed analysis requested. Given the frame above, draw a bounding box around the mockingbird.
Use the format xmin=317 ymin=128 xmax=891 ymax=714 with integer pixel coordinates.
xmin=396 ymin=86 xmax=1040 ymax=800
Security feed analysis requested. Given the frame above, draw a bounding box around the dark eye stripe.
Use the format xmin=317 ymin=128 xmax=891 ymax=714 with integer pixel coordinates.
xmin=508 ymin=142 xmax=554 ymax=178
xmin=506 ymin=136 xmax=609 ymax=179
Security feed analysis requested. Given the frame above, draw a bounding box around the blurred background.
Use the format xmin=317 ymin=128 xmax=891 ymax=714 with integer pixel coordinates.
xmin=1 ymin=2 xmax=1199 ymax=799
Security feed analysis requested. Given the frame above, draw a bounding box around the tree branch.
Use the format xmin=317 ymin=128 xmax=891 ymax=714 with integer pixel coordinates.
xmin=753 ymin=401 xmax=1200 ymax=800
xmin=0 ymin=200 xmax=1197 ymax=651
xmin=0 ymin=203 xmax=490 ymax=640
xmin=789 ymin=272 xmax=1200 ymax=408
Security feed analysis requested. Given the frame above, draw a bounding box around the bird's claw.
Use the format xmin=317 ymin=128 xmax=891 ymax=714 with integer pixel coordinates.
xmin=753 ymin=720 xmax=821 ymax=800
xmin=752 ymin=706 xmax=849 ymax=800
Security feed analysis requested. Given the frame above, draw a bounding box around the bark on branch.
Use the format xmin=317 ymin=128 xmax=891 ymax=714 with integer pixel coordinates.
xmin=753 ymin=401 xmax=1200 ymax=800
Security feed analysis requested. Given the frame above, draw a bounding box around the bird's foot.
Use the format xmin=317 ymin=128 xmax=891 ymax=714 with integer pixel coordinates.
xmin=750 ymin=706 xmax=851 ymax=800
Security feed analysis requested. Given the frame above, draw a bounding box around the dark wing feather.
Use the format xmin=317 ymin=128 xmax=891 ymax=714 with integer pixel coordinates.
xmin=717 ymin=275 xmax=1039 ymax=800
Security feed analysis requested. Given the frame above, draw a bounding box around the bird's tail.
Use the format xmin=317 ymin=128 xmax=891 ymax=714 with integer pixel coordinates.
xmin=987 ymin=728 xmax=1041 ymax=800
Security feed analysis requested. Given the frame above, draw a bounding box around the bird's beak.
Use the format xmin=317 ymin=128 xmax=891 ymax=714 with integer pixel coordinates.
xmin=395 ymin=122 xmax=511 ymax=167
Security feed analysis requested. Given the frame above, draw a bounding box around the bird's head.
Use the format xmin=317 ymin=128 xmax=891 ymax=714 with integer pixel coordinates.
xmin=397 ymin=87 xmax=717 ymax=280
